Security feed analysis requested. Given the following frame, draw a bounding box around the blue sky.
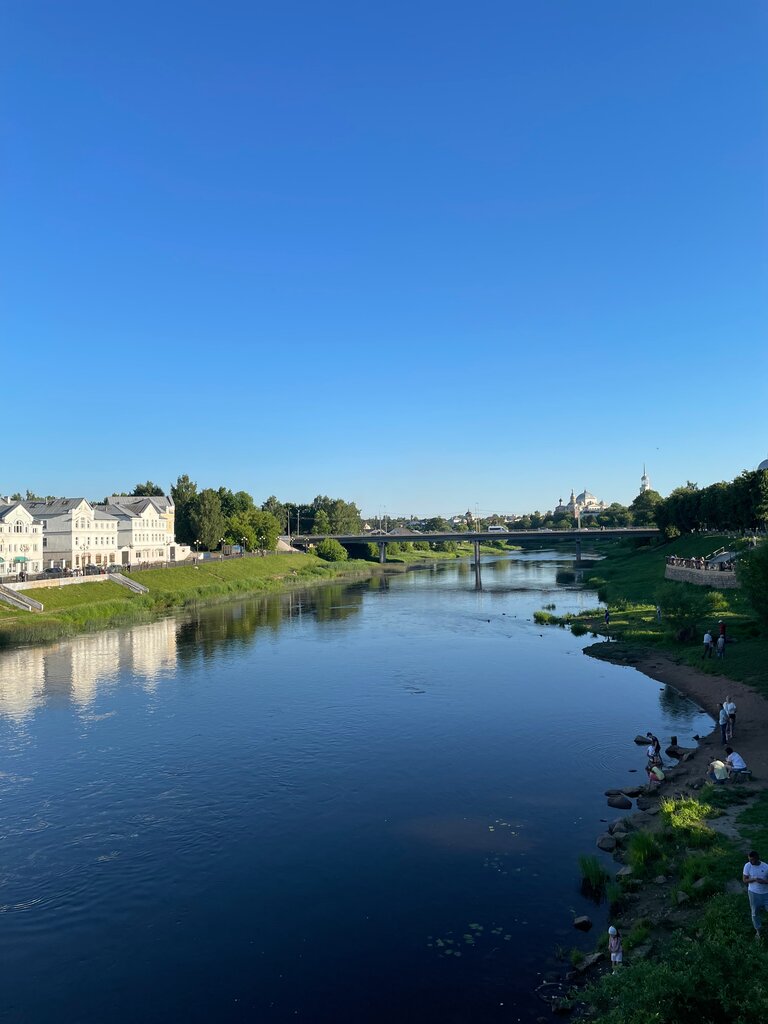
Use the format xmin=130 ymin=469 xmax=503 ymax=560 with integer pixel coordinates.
xmin=3 ymin=1 xmax=766 ymax=516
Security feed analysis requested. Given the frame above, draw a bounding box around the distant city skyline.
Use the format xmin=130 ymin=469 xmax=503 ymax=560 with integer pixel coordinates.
xmin=4 ymin=3 xmax=766 ymax=515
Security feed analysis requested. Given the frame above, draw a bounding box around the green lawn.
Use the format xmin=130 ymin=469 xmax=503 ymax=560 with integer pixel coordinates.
xmin=0 ymin=554 xmax=379 ymax=648
xmin=542 ymin=535 xmax=768 ymax=697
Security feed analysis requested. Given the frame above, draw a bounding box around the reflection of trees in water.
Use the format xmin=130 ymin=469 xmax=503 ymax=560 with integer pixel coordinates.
xmin=657 ymin=684 xmax=708 ymax=723
xmin=309 ymin=584 xmax=365 ymax=623
xmin=176 ymin=584 xmax=365 ymax=661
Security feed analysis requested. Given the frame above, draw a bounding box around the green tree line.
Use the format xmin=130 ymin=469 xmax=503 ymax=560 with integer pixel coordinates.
xmin=655 ymin=469 xmax=768 ymax=537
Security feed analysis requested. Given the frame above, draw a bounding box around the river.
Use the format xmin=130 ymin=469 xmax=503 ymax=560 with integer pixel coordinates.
xmin=0 ymin=553 xmax=711 ymax=1023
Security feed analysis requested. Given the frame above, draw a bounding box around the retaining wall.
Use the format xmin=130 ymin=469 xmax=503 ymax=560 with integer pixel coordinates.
xmin=664 ymin=565 xmax=740 ymax=589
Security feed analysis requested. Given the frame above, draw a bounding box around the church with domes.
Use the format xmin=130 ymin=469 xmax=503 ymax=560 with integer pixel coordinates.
xmin=553 ymin=489 xmax=607 ymax=519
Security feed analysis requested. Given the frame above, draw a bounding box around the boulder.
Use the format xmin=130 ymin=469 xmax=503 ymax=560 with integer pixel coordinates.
xmin=653 ymin=875 xmax=667 ymax=885
xmin=608 ymin=817 xmax=633 ymax=834
xmin=575 ymin=952 xmax=603 ymax=974
xmin=634 ymin=735 xmax=650 ymax=745
xmin=604 ymin=789 xmax=623 ymax=797
xmin=607 ymin=795 xmax=633 ymax=810
xmin=616 ymin=865 xmax=634 ymax=879
xmin=596 ymin=834 xmax=617 ymax=852
xmin=573 ymin=915 xmax=593 ymax=932
xmin=612 ymin=830 xmax=629 ymax=842
xmin=636 ymin=795 xmax=658 ymax=811
xmin=621 ymin=787 xmax=644 ymax=798
xmin=676 ymin=891 xmax=690 ymax=905
xmin=692 ymin=878 xmax=707 ymax=890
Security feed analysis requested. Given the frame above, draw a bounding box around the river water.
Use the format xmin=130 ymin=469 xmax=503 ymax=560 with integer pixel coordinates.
xmin=0 ymin=553 xmax=710 ymax=1023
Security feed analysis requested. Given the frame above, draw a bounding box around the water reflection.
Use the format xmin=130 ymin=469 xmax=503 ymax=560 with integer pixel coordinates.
xmin=0 ymin=620 xmax=179 ymax=720
xmin=0 ymin=584 xmax=370 ymax=721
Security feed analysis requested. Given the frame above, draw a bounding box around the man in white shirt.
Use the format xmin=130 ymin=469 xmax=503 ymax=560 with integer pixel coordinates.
xmin=702 ymin=631 xmax=713 ymax=658
xmin=725 ymin=748 xmax=748 ymax=776
xmin=743 ymin=851 xmax=768 ymax=938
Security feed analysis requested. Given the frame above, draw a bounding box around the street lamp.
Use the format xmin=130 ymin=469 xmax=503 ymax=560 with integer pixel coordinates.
xmin=194 ymin=539 xmax=200 ymax=563
xmin=241 ymin=536 xmax=247 ymax=557
xmin=219 ymin=537 xmax=225 ymax=560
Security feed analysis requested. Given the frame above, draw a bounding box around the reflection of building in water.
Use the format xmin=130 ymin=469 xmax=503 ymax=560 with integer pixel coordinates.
xmin=43 ymin=631 xmax=121 ymax=707
xmin=119 ymin=619 xmax=178 ymax=690
xmin=0 ymin=647 xmax=46 ymax=720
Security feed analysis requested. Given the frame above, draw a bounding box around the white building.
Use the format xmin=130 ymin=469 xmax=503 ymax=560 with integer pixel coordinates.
xmin=553 ymin=489 xmax=607 ymax=519
xmin=0 ymin=502 xmax=44 ymax=577
xmin=96 ymin=496 xmax=186 ymax=566
xmin=24 ymin=498 xmax=119 ymax=570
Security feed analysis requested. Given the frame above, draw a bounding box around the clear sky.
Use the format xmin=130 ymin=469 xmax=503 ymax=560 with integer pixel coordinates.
xmin=3 ymin=1 xmax=766 ymax=517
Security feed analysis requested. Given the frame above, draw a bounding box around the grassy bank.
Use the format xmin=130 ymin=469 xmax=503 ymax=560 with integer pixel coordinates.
xmin=579 ymin=787 xmax=768 ymax=1022
xmin=0 ymin=554 xmax=381 ymax=649
xmin=538 ymin=535 xmax=768 ymax=696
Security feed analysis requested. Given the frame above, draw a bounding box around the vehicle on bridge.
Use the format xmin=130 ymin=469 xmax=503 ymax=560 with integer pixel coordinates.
xmin=487 ymin=525 xmax=507 ymax=533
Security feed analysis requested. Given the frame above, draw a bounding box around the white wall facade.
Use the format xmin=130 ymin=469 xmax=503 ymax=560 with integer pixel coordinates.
xmin=0 ymin=504 xmax=43 ymax=577
xmin=25 ymin=499 xmax=119 ymax=569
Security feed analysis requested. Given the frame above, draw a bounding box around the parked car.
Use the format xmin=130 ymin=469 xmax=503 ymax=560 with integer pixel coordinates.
xmin=83 ymin=564 xmax=101 ymax=575
xmin=106 ymin=564 xmax=123 ymax=573
xmin=43 ymin=566 xmax=65 ymax=577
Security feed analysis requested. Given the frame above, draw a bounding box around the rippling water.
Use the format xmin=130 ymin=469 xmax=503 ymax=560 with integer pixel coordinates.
xmin=0 ymin=553 xmax=710 ymax=1023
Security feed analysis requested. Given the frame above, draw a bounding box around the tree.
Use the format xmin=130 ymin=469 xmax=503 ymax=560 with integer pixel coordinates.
xmin=315 ymin=538 xmax=348 ymax=562
xmin=310 ymin=495 xmax=362 ymax=535
xmin=737 ymin=542 xmax=768 ymax=629
xmin=629 ymin=488 xmax=662 ymax=527
xmin=654 ymin=582 xmax=713 ymax=642
xmin=189 ymin=489 xmax=226 ymax=551
xmin=262 ymin=496 xmax=287 ymax=532
xmin=171 ymin=474 xmax=198 ymax=545
xmin=132 ymin=481 xmax=164 ymax=496
xmin=250 ymin=510 xmax=280 ymax=553
xmin=312 ymin=509 xmax=332 ymax=534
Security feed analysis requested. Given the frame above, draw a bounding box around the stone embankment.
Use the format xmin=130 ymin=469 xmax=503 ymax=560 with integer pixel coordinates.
xmin=664 ymin=564 xmax=739 ymax=588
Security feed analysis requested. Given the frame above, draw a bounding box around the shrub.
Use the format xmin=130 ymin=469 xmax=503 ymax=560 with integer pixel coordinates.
xmin=585 ymin=895 xmax=768 ymax=1023
xmin=315 ymin=539 xmax=349 ymax=562
xmin=738 ymin=541 xmax=768 ymax=628
xmin=571 ymin=621 xmax=588 ymax=637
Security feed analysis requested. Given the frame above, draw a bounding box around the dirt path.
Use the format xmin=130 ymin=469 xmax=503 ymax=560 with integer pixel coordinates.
xmin=587 ymin=645 xmax=768 ymax=778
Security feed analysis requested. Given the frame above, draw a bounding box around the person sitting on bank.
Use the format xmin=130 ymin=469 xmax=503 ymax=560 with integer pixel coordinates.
xmin=708 ymin=758 xmax=729 ymax=784
xmin=646 ymin=763 xmax=665 ymax=788
xmin=725 ymin=747 xmax=749 ymax=777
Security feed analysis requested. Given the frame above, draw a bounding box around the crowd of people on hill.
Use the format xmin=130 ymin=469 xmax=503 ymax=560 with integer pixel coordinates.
xmin=666 ymin=555 xmax=735 ymax=572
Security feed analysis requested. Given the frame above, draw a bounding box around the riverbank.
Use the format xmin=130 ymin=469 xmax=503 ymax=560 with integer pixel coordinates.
xmin=0 ymin=541 xmax=521 ymax=650
xmin=551 ymin=636 xmax=768 ymax=1018
xmin=0 ymin=554 xmax=389 ymax=649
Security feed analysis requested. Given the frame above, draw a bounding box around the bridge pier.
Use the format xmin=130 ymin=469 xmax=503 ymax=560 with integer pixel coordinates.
xmin=575 ymin=539 xmax=581 ymax=565
xmin=378 ymin=542 xmax=387 ymax=564
xmin=473 ymin=540 xmax=482 ymax=590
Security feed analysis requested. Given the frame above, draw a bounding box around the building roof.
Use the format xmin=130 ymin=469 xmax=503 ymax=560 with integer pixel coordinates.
xmin=24 ymin=498 xmax=92 ymax=515
xmin=105 ymin=495 xmax=174 ymax=512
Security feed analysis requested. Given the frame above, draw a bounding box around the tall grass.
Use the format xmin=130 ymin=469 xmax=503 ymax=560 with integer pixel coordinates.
xmin=578 ymin=854 xmax=609 ymax=899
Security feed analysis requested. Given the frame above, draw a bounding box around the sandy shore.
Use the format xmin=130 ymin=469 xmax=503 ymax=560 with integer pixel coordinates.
xmin=586 ymin=643 xmax=768 ymax=777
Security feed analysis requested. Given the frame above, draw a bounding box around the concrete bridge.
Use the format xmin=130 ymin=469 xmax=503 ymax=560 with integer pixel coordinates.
xmin=292 ymin=527 xmax=660 ymax=565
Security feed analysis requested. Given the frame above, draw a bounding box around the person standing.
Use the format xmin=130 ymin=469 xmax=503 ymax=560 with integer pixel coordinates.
xmin=604 ymin=609 xmax=610 ymax=629
xmin=725 ymin=696 xmax=737 ymax=738
xmin=607 ymin=926 xmax=623 ymax=969
xmin=717 ymin=634 xmax=726 ymax=659
xmin=719 ymin=703 xmax=730 ymax=744
xmin=743 ymin=852 xmax=768 ymax=940
xmin=702 ymin=630 xmax=714 ymax=658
